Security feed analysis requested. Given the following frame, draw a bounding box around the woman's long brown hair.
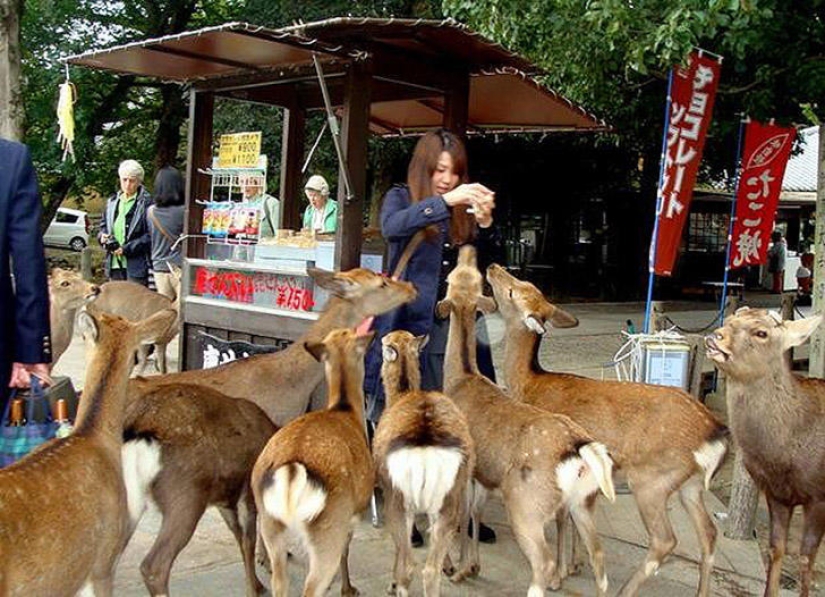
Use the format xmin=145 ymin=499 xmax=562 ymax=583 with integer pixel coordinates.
xmin=407 ymin=130 xmax=476 ymax=245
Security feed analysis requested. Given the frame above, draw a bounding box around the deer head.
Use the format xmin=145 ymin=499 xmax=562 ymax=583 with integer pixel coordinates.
xmin=309 ymin=267 xmax=416 ymax=318
xmin=486 ymin=264 xmax=578 ymax=334
xmin=49 ymin=268 xmax=100 ymax=310
xmin=706 ymin=307 xmax=823 ymax=380
xmin=435 ymin=246 xmax=496 ymax=318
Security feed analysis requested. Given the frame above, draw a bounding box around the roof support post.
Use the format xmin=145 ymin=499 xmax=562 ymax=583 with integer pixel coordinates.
xmin=280 ymin=107 xmax=306 ymax=230
xmin=443 ymin=72 xmax=470 ymax=137
xmin=334 ymin=60 xmax=371 ymax=271
xmin=184 ymin=88 xmax=213 ymax=260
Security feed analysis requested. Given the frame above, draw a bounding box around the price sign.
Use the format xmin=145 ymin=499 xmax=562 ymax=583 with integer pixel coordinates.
xmin=218 ymin=132 xmax=262 ymax=168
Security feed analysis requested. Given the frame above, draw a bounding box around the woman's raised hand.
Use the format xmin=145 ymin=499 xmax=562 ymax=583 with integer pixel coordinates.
xmin=441 ymin=183 xmax=495 ymax=208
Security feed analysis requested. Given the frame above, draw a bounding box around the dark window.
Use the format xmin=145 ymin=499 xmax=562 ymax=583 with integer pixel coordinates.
xmin=687 ymin=212 xmax=728 ymax=253
xmin=55 ymin=211 xmax=78 ymax=224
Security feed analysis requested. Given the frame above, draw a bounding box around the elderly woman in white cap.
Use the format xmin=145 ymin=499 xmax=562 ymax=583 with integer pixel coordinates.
xmin=301 ymin=174 xmax=337 ymax=233
xmin=98 ymin=159 xmax=153 ymax=285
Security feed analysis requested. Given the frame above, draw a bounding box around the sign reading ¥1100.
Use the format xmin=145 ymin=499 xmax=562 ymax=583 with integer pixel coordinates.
xmin=218 ymin=132 xmax=262 ymax=168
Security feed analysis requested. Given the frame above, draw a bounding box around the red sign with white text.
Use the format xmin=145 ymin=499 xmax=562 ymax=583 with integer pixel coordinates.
xmin=729 ymin=121 xmax=796 ymax=270
xmin=653 ymin=51 xmax=722 ymax=276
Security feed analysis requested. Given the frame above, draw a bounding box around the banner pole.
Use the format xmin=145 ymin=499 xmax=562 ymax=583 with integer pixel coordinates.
xmin=719 ymin=118 xmax=748 ymax=325
xmin=644 ymin=68 xmax=675 ymax=333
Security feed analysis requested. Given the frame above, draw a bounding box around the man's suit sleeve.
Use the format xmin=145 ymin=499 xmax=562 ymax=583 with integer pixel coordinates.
xmin=9 ymin=146 xmax=51 ymax=364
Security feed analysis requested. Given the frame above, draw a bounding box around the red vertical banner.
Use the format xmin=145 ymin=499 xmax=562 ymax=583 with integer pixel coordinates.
xmin=653 ymin=51 xmax=722 ymax=276
xmin=729 ymin=121 xmax=796 ymax=270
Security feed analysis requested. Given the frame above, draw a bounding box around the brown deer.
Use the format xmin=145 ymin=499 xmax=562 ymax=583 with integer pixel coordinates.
xmin=48 ymin=267 xmax=99 ymax=365
xmin=122 ymin=384 xmax=276 ymax=596
xmin=131 ymin=267 xmax=417 ymax=426
xmin=706 ymin=307 xmax=825 ymax=597
xmin=252 ymin=328 xmax=377 ymax=597
xmin=437 ymin=246 xmax=616 ymax=597
xmin=487 ymin=263 xmax=729 ymax=597
xmin=373 ymin=330 xmax=476 ymax=596
xmin=0 ymin=306 xmax=176 ymax=596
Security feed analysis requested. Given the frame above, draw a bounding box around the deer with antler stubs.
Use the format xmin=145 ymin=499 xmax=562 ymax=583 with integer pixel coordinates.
xmin=487 ymin=263 xmax=728 ymax=597
xmin=0 ymin=306 xmax=176 ymax=596
xmin=437 ymin=246 xmax=616 ymax=597
xmin=374 ymin=330 xmax=476 ymax=596
xmin=707 ymin=307 xmax=825 ymax=597
xmin=252 ymin=328 xmax=380 ymax=597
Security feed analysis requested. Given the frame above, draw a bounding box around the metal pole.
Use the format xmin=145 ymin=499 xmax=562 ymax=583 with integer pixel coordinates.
xmin=312 ymin=54 xmax=355 ymax=204
xmin=719 ymin=118 xmax=747 ymax=326
xmin=644 ymin=69 xmax=675 ymax=333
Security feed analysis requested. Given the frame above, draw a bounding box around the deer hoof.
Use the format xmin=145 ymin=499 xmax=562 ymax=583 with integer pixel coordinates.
xmin=548 ymin=571 xmax=562 ymax=591
xmin=450 ymin=563 xmax=480 ymax=583
xmin=341 ymin=585 xmax=360 ymax=597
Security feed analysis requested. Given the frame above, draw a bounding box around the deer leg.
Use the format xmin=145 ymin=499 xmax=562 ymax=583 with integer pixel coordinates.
xmin=555 ymin=506 xmax=569 ymax=579
xmin=569 ymin=495 xmax=608 ymax=596
xmin=452 ymin=481 xmax=484 ymax=582
xmin=424 ymin=497 xmax=460 ymax=597
xmin=140 ymin=495 xmax=207 ymax=596
xmin=764 ymin=496 xmax=792 ymax=597
xmin=90 ymin=575 xmax=114 ymax=597
xmin=506 ymin=490 xmax=556 ymax=597
xmin=135 ymin=345 xmax=151 ymax=375
xmin=156 ymin=342 xmax=167 ymax=374
xmin=618 ymin=484 xmax=677 ymax=597
xmin=799 ymin=501 xmax=825 ymax=597
xmin=678 ymin=477 xmax=717 ymax=597
xmin=303 ymin=523 xmax=353 ymax=597
xmin=218 ymin=494 xmax=266 ymax=596
xmin=259 ymin=514 xmax=289 ymax=597
xmin=385 ymin=490 xmax=415 ymax=596
xmin=339 ymin=530 xmax=358 ymax=597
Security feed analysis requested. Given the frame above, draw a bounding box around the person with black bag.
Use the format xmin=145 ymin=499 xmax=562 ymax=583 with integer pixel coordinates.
xmin=148 ymin=165 xmax=185 ymax=301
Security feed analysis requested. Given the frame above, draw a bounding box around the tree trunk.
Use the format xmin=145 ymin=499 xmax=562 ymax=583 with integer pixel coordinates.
xmin=153 ymin=83 xmax=187 ymax=170
xmin=725 ymin=449 xmax=760 ymax=540
xmin=809 ymin=124 xmax=825 ymax=379
xmin=0 ymin=0 xmax=22 ymax=139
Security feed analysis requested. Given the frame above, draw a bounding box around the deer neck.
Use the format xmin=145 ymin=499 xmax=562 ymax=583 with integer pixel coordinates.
xmin=445 ymin=307 xmax=479 ymax=388
xmin=74 ymin=341 xmax=135 ymax=441
xmin=382 ymin=356 xmax=421 ymax=408
xmin=50 ymin=303 xmax=78 ymax=357
xmin=325 ymin=360 xmax=367 ymax=424
xmin=503 ymin=325 xmax=543 ymax=393
xmin=304 ymin=297 xmax=364 ymax=343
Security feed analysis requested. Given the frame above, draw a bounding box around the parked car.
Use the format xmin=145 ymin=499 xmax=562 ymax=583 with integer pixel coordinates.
xmin=44 ymin=207 xmax=90 ymax=251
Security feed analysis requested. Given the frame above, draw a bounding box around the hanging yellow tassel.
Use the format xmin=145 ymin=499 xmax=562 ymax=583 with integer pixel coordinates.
xmin=56 ymin=79 xmax=76 ymax=161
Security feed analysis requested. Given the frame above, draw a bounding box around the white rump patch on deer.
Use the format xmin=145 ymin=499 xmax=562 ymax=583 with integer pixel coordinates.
xmin=693 ymin=439 xmax=727 ymax=490
xmin=263 ymin=464 xmax=327 ymax=527
xmin=556 ymin=442 xmax=616 ymax=506
xmin=122 ymin=438 xmax=162 ymax=524
xmin=77 ymin=581 xmax=95 ymax=597
xmin=386 ymin=447 xmax=463 ymax=514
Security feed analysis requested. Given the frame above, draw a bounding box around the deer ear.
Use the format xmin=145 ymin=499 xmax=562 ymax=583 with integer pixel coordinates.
xmin=355 ymin=331 xmax=375 ymax=354
xmin=304 ymin=340 xmax=327 ymax=362
xmin=523 ymin=315 xmax=546 ymax=335
xmin=782 ymin=315 xmax=823 ymax=350
xmin=548 ymin=306 xmax=578 ymax=329
xmin=76 ymin=310 xmax=100 ymax=342
xmin=311 ymin=269 xmax=357 ymax=298
xmin=382 ymin=344 xmax=398 ymax=362
xmin=435 ymin=299 xmax=452 ymax=319
xmin=478 ymin=295 xmax=497 ymax=314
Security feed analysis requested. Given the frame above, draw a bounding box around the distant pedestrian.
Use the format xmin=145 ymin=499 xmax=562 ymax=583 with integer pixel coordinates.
xmin=767 ymin=230 xmax=787 ymax=294
xmin=148 ymin=165 xmax=185 ymax=301
xmin=98 ymin=159 xmax=153 ymax=286
xmin=0 ymin=138 xmax=52 ymax=413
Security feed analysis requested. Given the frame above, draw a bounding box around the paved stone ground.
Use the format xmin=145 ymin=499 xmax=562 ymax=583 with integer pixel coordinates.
xmin=52 ymin=292 xmax=804 ymax=596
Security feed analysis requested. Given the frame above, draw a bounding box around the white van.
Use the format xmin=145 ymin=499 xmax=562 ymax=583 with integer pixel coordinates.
xmin=44 ymin=207 xmax=90 ymax=251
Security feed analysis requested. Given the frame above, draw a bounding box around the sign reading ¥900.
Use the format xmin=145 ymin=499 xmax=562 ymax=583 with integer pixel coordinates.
xmin=217 ymin=132 xmax=262 ymax=168
xmin=192 ymin=266 xmax=315 ymax=312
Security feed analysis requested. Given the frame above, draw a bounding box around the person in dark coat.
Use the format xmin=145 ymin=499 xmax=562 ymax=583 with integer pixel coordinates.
xmin=98 ymin=159 xmax=153 ymax=286
xmin=0 ymin=138 xmax=52 ymax=412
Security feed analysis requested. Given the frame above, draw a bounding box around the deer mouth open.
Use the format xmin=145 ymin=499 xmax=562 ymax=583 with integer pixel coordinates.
xmin=704 ymin=336 xmax=729 ymax=362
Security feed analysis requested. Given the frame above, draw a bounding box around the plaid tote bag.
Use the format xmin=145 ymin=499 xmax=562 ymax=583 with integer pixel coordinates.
xmin=0 ymin=378 xmax=58 ymax=468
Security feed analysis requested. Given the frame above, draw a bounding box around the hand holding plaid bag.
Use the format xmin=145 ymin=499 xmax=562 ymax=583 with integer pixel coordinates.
xmin=0 ymin=377 xmax=58 ymax=468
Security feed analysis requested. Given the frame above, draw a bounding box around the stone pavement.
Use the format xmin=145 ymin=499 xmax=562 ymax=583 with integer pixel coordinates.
xmin=52 ymin=294 xmax=801 ymax=596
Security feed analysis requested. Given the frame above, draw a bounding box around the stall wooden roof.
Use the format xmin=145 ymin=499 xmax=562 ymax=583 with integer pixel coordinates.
xmin=65 ymin=19 xmax=606 ymax=133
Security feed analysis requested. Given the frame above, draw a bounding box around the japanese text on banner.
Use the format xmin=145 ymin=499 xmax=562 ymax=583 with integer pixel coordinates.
xmin=653 ymin=51 xmax=722 ymax=276
xmin=729 ymin=121 xmax=796 ymax=270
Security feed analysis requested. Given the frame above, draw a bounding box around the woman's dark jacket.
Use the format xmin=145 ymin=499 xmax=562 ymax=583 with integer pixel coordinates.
xmin=98 ymin=187 xmax=153 ymax=279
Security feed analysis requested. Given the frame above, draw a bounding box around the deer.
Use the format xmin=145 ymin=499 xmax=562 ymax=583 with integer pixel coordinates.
xmin=130 ymin=267 xmax=418 ymax=427
xmin=121 ymin=383 xmax=276 ymax=596
xmin=486 ymin=263 xmax=729 ymax=597
xmin=706 ymin=307 xmax=825 ymax=597
xmin=436 ymin=246 xmax=616 ymax=597
xmin=373 ymin=330 xmax=476 ymax=596
xmin=48 ymin=267 xmax=99 ymax=365
xmin=0 ymin=305 xmax=176 ymax=596
xmin=119 ymin=268 xmax=416 ymax=593
xmin=95 ymin=262 xmax=182 ymax=374
xmin=251 ymin=328 xmax=377 ymax=597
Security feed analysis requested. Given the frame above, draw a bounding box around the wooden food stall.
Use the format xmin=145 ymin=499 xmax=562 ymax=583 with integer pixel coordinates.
xmin=66 ymin=18 xmax=605 ymax=372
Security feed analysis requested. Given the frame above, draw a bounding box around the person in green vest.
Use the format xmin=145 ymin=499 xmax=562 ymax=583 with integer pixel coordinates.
xmin=240 ymin=172 xmax=280 ymax=238
xmin=301 ymin=174 xmax=337 ymax=233
xmin=98 ymin=159 xmax=153 ymax=285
